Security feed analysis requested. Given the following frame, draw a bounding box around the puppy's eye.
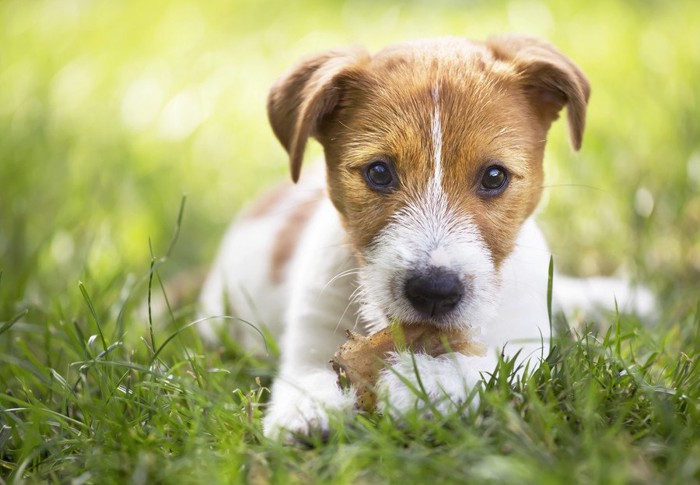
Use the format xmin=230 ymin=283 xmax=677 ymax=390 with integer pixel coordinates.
xmin=479 ymin=165 xmax=508 ymax=195
xmin=363 ymin=160 xmax=397 ymax=192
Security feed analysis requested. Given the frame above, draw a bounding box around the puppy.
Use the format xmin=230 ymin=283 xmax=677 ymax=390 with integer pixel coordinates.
xmin=199 ymin=35 xmax=642 ymax=441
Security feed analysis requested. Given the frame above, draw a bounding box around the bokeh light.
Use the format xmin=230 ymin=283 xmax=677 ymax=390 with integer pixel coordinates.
xmin=1 ymin=0 xmax=698 ymax=314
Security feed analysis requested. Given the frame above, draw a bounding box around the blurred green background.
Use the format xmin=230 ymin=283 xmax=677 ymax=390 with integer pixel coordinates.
xmin=1 ymin=0 xmax=699 ymax=319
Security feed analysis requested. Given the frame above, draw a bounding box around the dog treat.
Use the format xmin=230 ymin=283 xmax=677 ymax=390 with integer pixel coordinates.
xmin=331 ymin=323 xmax=486 ymax=411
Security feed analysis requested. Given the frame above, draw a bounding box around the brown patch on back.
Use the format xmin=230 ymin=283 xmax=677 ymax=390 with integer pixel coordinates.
xmin=243 ymin=182 xmax=294 ymax=220
xmin=269 ymin=190 xmax=324 ymax=283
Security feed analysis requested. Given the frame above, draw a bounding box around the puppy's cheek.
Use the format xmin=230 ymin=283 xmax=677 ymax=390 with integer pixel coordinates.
xmin=328 ymin=173 xmax=394 ymax=251
xmin=356 ymin=254 xmax=405 ymax=329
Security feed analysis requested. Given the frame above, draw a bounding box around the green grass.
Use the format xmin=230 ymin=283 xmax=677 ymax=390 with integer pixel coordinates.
xmin=1 ymin=267 xmax=698 ymax=483
xmin=1 ymin=0 xmax=700 ymax=483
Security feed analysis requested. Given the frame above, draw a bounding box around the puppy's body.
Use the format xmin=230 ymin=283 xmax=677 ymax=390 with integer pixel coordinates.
xmin=201 ymin=172 xmax=551 ymax=436
xmin=200 ymin=36 xmax=644 ymax=440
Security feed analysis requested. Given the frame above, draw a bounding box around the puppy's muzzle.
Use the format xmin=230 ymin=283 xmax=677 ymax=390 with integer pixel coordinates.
xmin=404 ymin=266 xmax=465 ymax=318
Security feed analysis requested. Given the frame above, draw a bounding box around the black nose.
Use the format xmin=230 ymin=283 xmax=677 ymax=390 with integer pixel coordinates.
xmin=404 ymin=267 xmax=464 ymax=318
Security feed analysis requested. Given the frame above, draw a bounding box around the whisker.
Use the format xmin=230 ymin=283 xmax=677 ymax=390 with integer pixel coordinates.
xmin=334 ymin=285 xmax=363 ymax=333
xmin=324 ymin=267 xmax=361 ymax=290
xmin=352 ymin=312 xmax=362 ymax=332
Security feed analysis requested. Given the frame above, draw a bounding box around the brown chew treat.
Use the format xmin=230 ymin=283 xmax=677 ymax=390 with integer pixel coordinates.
xmin=330 ymin=323 xmax=486 ymax=411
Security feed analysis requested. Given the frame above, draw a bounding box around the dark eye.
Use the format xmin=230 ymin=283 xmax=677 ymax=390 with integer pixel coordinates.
xmin=479 ymin=165 xmax=508 ymax=195
xmin=363 ymin=160 xmax=397 ymax=192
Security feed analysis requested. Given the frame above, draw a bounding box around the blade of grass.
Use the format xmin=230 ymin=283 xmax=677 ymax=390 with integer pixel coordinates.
xmin=164 ymin=195 xmax=186 ymax=258
xmin=78 ymin=281 xmax=107 ymax=351
xmin=0 ymin=308 xmax=28 ymax=337
xmin=149 ymin=315 xmax=266 ymax=365
xmin=145 ymin=195 xmax=188 ymax=357
xmin=147 ymin=238 xmax=158 ymax=354
xmin=547 ymin=256 xmax=554 ymax=348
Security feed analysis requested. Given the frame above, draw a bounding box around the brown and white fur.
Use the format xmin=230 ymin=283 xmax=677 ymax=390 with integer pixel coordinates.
xmin=199 ymin=35 xmax=651 ymax=441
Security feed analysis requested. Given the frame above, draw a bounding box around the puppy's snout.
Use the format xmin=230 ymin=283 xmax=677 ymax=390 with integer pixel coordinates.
xmin=404 ymin=267 xmax=464 ymax=318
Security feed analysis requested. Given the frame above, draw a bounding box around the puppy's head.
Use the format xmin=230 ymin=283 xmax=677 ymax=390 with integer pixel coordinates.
xmin=268 ymin=36 xmax=589 ymax=330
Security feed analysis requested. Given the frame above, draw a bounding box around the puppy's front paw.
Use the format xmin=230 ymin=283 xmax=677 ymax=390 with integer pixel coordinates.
xmin=263 ymin=369 xmax=355 ymax=443
xmin=375 ymin=352 xmax=488 ymax=418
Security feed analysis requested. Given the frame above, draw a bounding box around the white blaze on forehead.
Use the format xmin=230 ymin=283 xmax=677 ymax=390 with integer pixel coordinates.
xmin=431 ymin=83 xmax=443 ymax=192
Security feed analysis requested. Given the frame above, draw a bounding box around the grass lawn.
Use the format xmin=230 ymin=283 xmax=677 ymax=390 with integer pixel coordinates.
xmin=1 ymin=0 xmax=699 ymax=483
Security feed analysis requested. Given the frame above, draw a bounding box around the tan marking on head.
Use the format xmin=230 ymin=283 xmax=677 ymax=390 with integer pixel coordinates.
xmin=436 ymin=73 xmax=548 ymax=266
xmin=313 ymin=38 xmax=586 ymax=265
xmin=267 ymin=48 xmax=370 ymax=183
xmin=487 ymin=34 xmax=590 ymax=150
xmin=269 ymin=189 xmax=324 ymax=283
xmin=268 ymin=36 xmax=588 ymax=266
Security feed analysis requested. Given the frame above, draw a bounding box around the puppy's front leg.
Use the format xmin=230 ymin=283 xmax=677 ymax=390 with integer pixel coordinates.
xmin=263 ymin=202 xmax=359 ymax=441
xmin=262 ymin=303 xmax=356 ymax=441
xmin=264 ymin=371 xmax=354 ymax=442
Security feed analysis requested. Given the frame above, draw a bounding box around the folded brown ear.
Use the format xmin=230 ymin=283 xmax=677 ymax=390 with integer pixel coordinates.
xmin=487 ymin=35 xmax=590 ymax=151
xmin=267 ymin=47 xmax=370 ymax=182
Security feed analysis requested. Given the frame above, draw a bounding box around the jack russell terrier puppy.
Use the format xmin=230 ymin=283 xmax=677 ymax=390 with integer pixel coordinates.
xmin=199 ymin=35 xmax=649 ymax=441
